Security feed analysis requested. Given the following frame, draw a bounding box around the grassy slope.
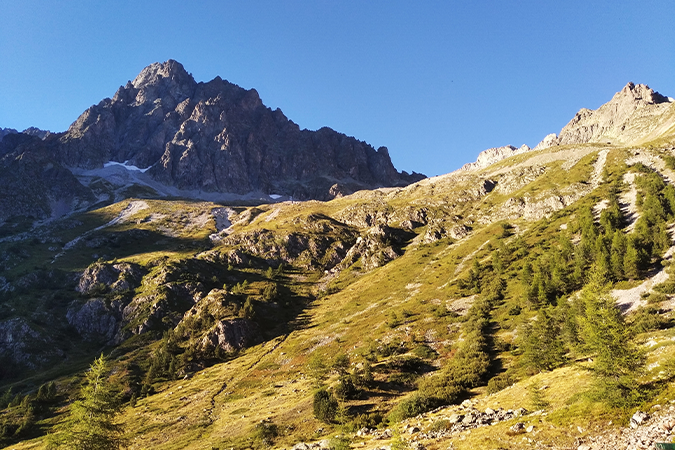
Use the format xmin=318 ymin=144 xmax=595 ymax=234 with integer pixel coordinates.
xmin=5 ymin=143 xmax=675 ymax=449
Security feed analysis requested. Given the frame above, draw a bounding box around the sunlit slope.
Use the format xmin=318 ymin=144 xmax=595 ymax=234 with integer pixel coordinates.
xmin=5 ymin=141 xmax=675 ymax=449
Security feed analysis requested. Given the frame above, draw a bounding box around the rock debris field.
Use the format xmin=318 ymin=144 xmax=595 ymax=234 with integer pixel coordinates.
xmin=284 ymin=403 xmax=675 ymax=450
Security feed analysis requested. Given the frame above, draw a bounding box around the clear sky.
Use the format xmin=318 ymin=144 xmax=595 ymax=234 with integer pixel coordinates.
xmin=1 ymin=1 xmax=673 ymax=177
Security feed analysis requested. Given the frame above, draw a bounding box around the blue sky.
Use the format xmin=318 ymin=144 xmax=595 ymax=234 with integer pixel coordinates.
xmin=1 ymin=1 xmax=674 ymax=176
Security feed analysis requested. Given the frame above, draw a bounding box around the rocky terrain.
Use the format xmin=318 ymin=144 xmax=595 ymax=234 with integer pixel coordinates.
xmin=0 ymin=60 xmax=424 ymax=223
xmin=1 ymin=82 xmax=675 ymax=450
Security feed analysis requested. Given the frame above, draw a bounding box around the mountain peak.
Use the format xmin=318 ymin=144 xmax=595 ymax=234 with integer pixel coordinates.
xmin=132 ymin=59 xmax=195 ymax=89
xmin=611 ymin=82 xmax=669 ymax=106
xmin=533 ymin=82 xmax=674 ymax=150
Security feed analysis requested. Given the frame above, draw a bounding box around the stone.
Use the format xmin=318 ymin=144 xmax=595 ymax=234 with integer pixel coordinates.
xmin=630 ymin=411 xmax=650 ymax=428
xmin=510 ymin=422 xmax=526 ymax=434
xmin=448 ymin=414 xmax=463 ymax=424
xmin=462 ymin=413 xmax=476 ymax=425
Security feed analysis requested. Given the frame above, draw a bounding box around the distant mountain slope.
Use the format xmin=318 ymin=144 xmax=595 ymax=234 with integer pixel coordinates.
xmin=0 ymin=60 xmax=425 ymax=223
xmin=57 ymin=60 xmax=424 ymax=199
xmin=540 ymin=82 xmax=675 ymax=148
xmin=461 ymin=82 xmax=675 ymax=172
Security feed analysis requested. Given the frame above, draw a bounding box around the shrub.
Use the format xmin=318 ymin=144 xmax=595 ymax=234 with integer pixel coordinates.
xmin=331 ymin=353 xmax=350 ymax=375
xmin=412 ymin=344 xmax=438 ymax=360
xmin=417 ymin=372 xmax=463 ymax=405
xmin=313 ymin=389 xmax=338 ymax=423
xmin=387 ymin=394 xmax=433 ymax=422
xmin=429 ymin=419 xmax=452 ymax=433
xmin=334 ymin=376 xmax=359 ymax=401
xmin=486 ymin=372 xmax=516 ymax=394
xmin=629 ymin=306 xmax=671 ymax=333
xmin=251 ymin=422 xmax=278 ymax=447
xmin=328 ymin=436 xmax=351 ymax=450
xmin=654 ymin=281 xmax=675 ymax=294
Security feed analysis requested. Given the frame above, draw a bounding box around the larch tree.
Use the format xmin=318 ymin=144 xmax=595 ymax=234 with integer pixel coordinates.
xmin=48 ymin=355 xmax=126 ymax=450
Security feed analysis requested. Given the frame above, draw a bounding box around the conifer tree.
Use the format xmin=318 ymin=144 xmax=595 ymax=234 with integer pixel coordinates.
xmin=624 ymin=237 xmax=647 ymax=279
xmin=521 ymin=306 xmax=566 ymax=372
xmin=48 ymin=355 xmax=125 ymax=449
xmin=578 ymin=269 xmax=645 ymax=404
xmin=610 ymin=230 xmax=626 ymax=280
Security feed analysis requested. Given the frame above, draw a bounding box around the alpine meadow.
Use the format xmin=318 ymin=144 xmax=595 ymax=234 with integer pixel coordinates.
xmin=3 ymin=62 xmax=675 ymax=450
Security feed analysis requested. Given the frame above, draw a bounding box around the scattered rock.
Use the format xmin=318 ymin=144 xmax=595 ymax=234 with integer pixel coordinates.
xmin=510 ymin=422 xmax=526 ymax=434
xmin=631 ymin=411 xmax=650 ymax=428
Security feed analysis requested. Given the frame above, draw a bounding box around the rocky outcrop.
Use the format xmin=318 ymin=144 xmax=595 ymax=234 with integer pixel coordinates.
xmin=66 ymin=298 xmax=121 ymax=343
xmin=336 ymin=224 xmax=413 ymax=271
xmin=0 ymin=133 xmax=95 ymax=221
xmin=461 ymin=145 xmax=532 ymax=171
xmin=217 ymin=215 xmax=358 ymax=270
xmin=57 ymin=60 xmax=424 ymax=200
xmin=122 ymin=281 xmax=204 ymax=336
xmin=200 ymin=318 xmax=260 ymax=353
xmin=535 ymin=82 xmax=675 ymax=149
xmin=0 ymin=317 xmax=62 ymax=371
xmin=77 ymin=262 xmax=145 ymax=295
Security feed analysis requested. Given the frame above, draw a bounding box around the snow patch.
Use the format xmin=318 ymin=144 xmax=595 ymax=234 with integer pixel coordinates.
xmin=103 ymin=160 xmax=152 ymax=173
xmin=269 ymin=194 xmax=283 ymax=200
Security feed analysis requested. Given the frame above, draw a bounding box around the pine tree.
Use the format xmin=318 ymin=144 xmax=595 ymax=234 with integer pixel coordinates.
xmin=521 ymin=307 xmax=566 ymax=372
xmin=578 ymin=269 xmax=645 ymax=404
xmin=313 ymin=389 xmax=338 ymax=423
xmin=610 ymin=230 xmax=626 ymax=280
xmin=48 ymin=355 xmax=126 ymax=449
xmin=624 ymin=237 xmax=648 ymax=279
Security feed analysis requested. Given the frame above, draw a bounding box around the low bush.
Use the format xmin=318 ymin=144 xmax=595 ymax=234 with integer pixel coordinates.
xmin=387 ymin=394 xmax=433 ymax=422
xmin=313 ymin=389 xmax=338 ymax=423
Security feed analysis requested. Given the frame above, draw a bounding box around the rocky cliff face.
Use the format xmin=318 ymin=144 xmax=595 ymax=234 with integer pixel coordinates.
xmin=57 ymin=60 xmax=424 ymax=200
xmin=460 ymin=144 xmax=531 ymax=171
xmin=0 ymin=133 xmax=95 ymax=223
xmin=461 ymin=83 xmax=675 ymax=173
xmin=536 ymin=82 xmax=675 ymax=149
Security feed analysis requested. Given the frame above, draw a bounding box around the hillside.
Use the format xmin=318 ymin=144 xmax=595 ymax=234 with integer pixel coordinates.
xmin=1 ymin=83 xmax=675 ymax=449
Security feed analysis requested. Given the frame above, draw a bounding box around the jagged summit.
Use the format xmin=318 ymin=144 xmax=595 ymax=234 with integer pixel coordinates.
xmin=613 ymin=82 xmax=670 ymax=105
xmin=462 ymin=82 xmax=675 ymax=172
xmin=131 ymin=59 xmax=195 ymax=89
xmin=536 ymin=82 xmax=675 ymax=150
xmin=0 ymin=60 xmax=424 ymax=222
xmin=59 ymin=59 xmax=424 ymax=198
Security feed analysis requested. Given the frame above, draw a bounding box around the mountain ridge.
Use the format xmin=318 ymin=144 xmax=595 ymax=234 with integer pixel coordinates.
xmin=57 ymin=59 xmax=424 ymax=198
xmin=460 ymin=82 xmax=675 ymax=172
xmin=0 ymin=60 xmax=424 ymax=223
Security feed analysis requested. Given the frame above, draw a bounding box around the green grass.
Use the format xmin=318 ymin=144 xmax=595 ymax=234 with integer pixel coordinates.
xmin=8 ymin=145 xmax=675 ymax=449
